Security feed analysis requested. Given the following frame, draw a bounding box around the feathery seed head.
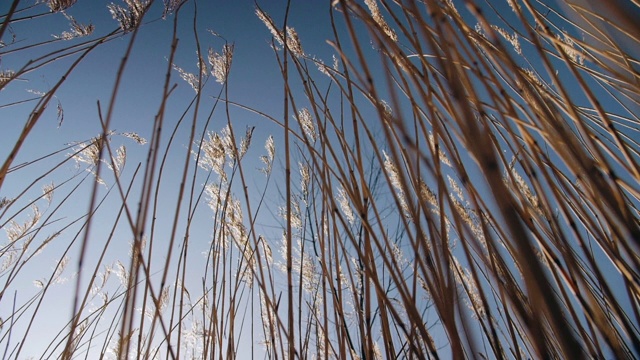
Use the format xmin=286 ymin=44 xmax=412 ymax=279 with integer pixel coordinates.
xmin=419 ymin=180 xmax=438 ymax=208
xmin=297 ymin=108 xmax=316 ymax=142
xmin=1 ymin=251 xmax=17 ymax=273
xmin=279 ymin=200 xmax=302 ymax=230
xmin=448 ymin=175 xmax=464 ymax=201
xmin=163 ymin=0 xmax=185 ymax=16
xmin=505 ymin=167 xmax=542 ymax=215
xmin=278 ymin=232 xmax=318 ymax=293
xmin=0 ymin=70 xmax=15 ymax=88
xmin=260 ymin=135 xmax=275 ymax=175
xmin=506 ymin=0 xmax=520 ymax=13
xmin=115 ymin=261 xmax=129 ymax=286
xmin=238 ymin=126 xmax=254 ymax=160
xmin=492 ymin=26 xmax=521 ymax=55
xmin=522 ymin=68 xmax=543 ymax=88
xmin=54 ymin=14 xmax=94 ymax=40
xmin=337 ymin=184 xmax=355 ymax=225
xmin=43 ymin=183 xmax=54 ymax=203
xmin=259 ymin=237 xmax=273 ymax=265
xmin=108 ymin=0 xmax=148 ymax=33
xmin=390 ymin=242 xmax=407 ymax=268
xmin=0 ymin=197 xmax=10 ymax=210
xmin=428 ymin=133 xmax=452 ymax=166
xmin=256 ymin=8 xmax=283 ymax=46
xmin=128 ymin=235 xmax=147 ymax=259
xmin=173 ymin=63 xmax=200 ymax=92
xmin=157 ymin=286 xmax=170 ymax=313
xmin=364 ymin=0 xmax=398 ymax=42
xmin=474 ymin=23 xmax=485 ymax=37
xmin=71 ymin=136 xmax=104 ymax=183
xmin=383 ymin=150 xmax=412 ymax=218
xmin=48 ymin=0 xmax=77 ymax=12
xmin=451 ymin=257 xmax=485 ymax=319
xmin=285 ymin=26 xmax=304 ymax=57
xmin=53 ymin=255 xmax=70 ymax=284
xmin=556 ymin=31 xmax=584 ymax=65
xmin=219 ymin=125 xmax=236 ymax=163
xmin=208 ymin=44 xmax=234 ymax=83
xmin=107 ymin=145 xmax=126 ymax=177
xmin=121 ymin=132 xmax=147 ymax=145
xmin=204 ymin=183 xmax=221 ymax=209
xmin=316 ymin=58 xmax=331 ymax=77
xmin=256 ymin=7 xmax=304 ymax=57
xmin=266 ymin=135 xmax=275 ymax=160
xmin=299 ymin=163 xmax=310 ymax=197
xmin=197 ymin=131 xmax=227 ymax=181
xmin=383 ymin=151 xmax=402 ymax=191
xmin=6 ymin=205 xmax=41 ymax=243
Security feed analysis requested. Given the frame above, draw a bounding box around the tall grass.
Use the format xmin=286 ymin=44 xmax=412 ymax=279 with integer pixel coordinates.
xmin=1 ymin=0 xmax=639 ymax=358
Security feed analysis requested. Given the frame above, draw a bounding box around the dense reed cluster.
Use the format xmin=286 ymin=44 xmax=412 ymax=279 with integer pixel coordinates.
xmin=1 ymin=0 xmax=638 ymax=359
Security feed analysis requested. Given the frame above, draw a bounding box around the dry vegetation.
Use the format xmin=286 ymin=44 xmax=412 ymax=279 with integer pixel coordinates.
xmin=1 ymin=0 xmax=639 ymax=359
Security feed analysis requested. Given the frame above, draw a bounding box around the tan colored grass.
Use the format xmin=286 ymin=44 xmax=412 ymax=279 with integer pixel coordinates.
xmin=1 ymin=0 xmax=638 ymax=359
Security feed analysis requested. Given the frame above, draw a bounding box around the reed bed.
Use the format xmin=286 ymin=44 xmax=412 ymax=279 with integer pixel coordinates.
xmin=0 ymin=0 xmax=638 ymax=359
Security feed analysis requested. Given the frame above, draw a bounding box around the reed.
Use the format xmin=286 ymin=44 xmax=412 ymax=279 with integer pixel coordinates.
xmin=0 ymin=0 xmax=638 ymax=358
